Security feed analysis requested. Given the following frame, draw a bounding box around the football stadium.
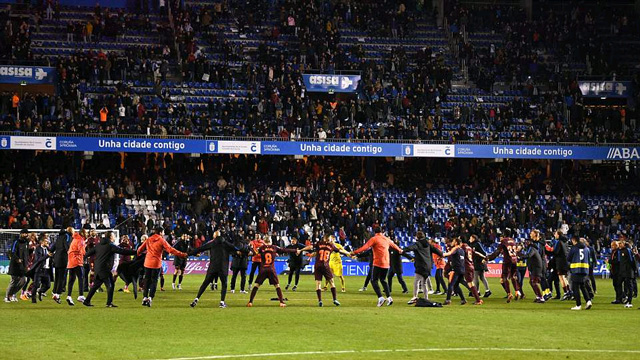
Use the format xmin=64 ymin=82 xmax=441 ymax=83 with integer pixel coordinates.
xmin=1 ymin=0 xmax=640 ymax=359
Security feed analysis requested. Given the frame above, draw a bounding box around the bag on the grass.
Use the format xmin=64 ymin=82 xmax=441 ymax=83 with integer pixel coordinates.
xmin=415 ymin=298 xmax=442 ymax=307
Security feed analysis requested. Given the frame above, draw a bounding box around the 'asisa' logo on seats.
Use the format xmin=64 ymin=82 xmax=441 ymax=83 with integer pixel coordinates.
xmin=607 ymin=147 xmax=640 ymax=160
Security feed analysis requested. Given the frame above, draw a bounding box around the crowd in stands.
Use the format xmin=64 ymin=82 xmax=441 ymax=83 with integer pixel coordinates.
xmin=1 ymin=151 xmax=638 ymax=260
xmin=0 ymin=1 xmax=638 ymax=143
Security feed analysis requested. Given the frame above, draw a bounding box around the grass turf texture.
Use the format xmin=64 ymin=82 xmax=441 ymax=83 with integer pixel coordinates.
xmin=1 ymin=275 xmax=639 ymax=360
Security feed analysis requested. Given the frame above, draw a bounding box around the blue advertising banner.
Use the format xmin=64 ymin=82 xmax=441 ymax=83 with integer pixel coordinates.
xmin=0 ymin=66 xmax=55 ymax=85
xmin=1 ymin=135 xmax=639 ymax=161
xmin=262 ymin=141 xmax=403 ymax=157
xmin=56 ymin=136 xmax=206 ymax=153
xmin=302 ymin=74 xmax=361 ymax=93
xmin=578 ymin=81 xmax=633 ymax=98
xmin=455 ymin=144 xmax=640 ymax=161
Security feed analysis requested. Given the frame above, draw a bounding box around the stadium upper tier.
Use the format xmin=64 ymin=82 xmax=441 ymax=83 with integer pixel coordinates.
xmin=0 ymin=2 xmax=637 ymax=143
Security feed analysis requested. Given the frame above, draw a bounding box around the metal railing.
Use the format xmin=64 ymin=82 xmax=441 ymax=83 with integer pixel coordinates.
xmin=1 ymin=131 xmax=638 ymax=147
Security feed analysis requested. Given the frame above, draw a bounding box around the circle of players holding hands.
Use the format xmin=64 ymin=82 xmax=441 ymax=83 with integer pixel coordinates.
xmin=5 ymin=225 xmax=638 ymax=311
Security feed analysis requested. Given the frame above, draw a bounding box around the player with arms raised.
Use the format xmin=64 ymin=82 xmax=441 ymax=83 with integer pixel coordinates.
xmin=300 ymin=234 xmax=352 ymax=307
xmin=247 ymin=236 xmax=297 ymax=308
xmin=486 ymin=229 xmax=522 ymax=302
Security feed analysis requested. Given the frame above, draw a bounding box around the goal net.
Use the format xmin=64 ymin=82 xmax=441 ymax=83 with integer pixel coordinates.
xmin=0 ymin=229 xmax=120 ymax=261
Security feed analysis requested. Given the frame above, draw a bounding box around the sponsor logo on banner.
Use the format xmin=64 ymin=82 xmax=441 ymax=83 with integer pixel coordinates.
xmin=10 ymin=136 xmax=57 ymax=150
xmin=579 ymin=81 xmax=631 ymax=97
xmin=412 ymin=144 xmax=454 ymax=157
xmin=0 ymin=136 xmax=9 ymax=149
xmin=607 ymin=147 xmax=640 ymax=160
xmin=303 ymin=74 xmax=361 ymax=93
xmin=0 ymin=66 xmax=55 ymax=84
xmin=216 ymin=141 xmax=261 ymax=154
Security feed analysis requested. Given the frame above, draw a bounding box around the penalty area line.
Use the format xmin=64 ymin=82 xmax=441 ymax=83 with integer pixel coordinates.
xmin=155 ymin=347 xmax=640 ymax=360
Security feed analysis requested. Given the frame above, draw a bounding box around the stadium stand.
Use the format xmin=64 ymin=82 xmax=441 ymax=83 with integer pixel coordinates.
xmin=0 ymin=151 xmax=637 ymax=262
xmin=0 ymin=1 xmax=636 ymax=142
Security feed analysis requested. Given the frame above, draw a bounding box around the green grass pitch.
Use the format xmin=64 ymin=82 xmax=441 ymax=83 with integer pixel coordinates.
xmin=1 ymin=275 xmax=639 ymax=360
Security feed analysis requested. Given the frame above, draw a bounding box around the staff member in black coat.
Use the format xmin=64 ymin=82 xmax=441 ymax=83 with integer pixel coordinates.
xmin=387 ymin=237 xmax=408 ymax=294
xmin=285 ymin=237 xmax=306 ymax=291
xmin=531 ymin=229 xmax=550 ymax=300
xmin=82 ymin=232 xmax=137 ymax=307
xmin=230 ymin=236 xmax=249 ymax=294
xmin=4 ymin=229 xmax=30 ymax=303
xmin=30 ymin=235 xmax=54 ymax=303
xmin=171 ymin=234 xmax=190 ymax=290
xmin=403 ymin=231 xmax=443 ymax=304
xmin=189 ymin=231 xmax=238 ymax=308
xmin=50 ymin=227 xmax=72 ymax=303
xmin=618 ymin=237 xmax=636 ymax=309
xmin=610 ymin=240 xmax=623 ymax=304
xmin=470 ymin=234 xmax=491 ymax=297
xmin=519 ymin=238 xmax=545 ymax=303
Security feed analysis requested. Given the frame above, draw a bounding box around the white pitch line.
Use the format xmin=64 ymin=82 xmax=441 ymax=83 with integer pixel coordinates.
xmin=155 ymin=347 xmax=640 ymax=360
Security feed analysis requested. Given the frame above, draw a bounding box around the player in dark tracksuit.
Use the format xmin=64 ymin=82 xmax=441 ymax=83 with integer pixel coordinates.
xmin=190 ymin=232 xmax=239 ymax=308
xmin=29 ymin=236 xmax=54 ymax=303
xmin=82 ymin=232 xmax=138 ymax=307
xmin=50 ymin=228 xmax=72 ymax=303
xmin=403 ymin=231 xmax=443 ymax=304
xmin=171 ymin=235 xmax=190 ymax=290
xmin=567 ymin=237 xmax=593 ymax=310
xmin=387 ymin=238 xmax=408 ymax=294
xmin=519 ymin=239 xmax=545 ymax=303
xmin=443 ymin=238 xmax=467 ymax=305
xmin=587 ymin=239 xmax=598 ymax=294
xmin=531 ymin=230 xmax=551 ymax=300
xmin=285 ymin=238 xmax=306 ymax=291
xmin=356 ymin=249 xmax=373 ymax=291
xmin=230 ymin=239 xmax=249 ymax=293
xmin=617 ymin=238 xmax=636 ymax=308
xmin=469 ymin=235 xmax=491 ymax=297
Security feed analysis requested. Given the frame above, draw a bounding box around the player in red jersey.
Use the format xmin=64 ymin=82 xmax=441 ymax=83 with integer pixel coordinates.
xmin=486 ymin=229 xmax=522 ymax=302
xmin=460 ymin=240 xmax=483 ymax=305
xmin=247 ymin=234 xmax=264 ymax=286
xmin=300 ymin=234 xmax=352 ymax=307
xmin=247 ymin=236 xmax=297 ymax=307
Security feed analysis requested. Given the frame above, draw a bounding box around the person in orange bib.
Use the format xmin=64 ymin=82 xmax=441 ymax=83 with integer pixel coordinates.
xmin=352 ymin=227 xmax=404 ymax=307
xmin=137 ymin=227 xmax=187 ymax=307
xmin=66 ymin=227 xmax=88 ymax=306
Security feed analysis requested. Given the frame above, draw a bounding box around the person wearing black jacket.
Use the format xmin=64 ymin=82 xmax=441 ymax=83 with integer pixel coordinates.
xmin=30 ymin=235 xmax=54 ymax=303
xmin=4 ymin=229 xmax=30 ymax=303
xmin=387 ymin=237 xmax=408 ymax=294
xmin=82 ymin=232 xmax=137 ymax=307
xmin=610 ymin=240 xmax=623 ymax=304
xmin=443 ymin=237 xmax=467 ymax=305
xmin=285 ymin=237 xmax=306 ymax=291
xmin=531 ymin=230 xmax=550 ymax=300
xmin=470 ymin=235 xmax=491 ymax=297
xmin=230 ymin=237 xmax=249 ymax=294
xmin=618 ymin=238 xmax=636 ymax=308
xmin=171 ymin=234 xmax=190 ymax=290
xmin=189 ymin=231 xmax=238 ymax=308
xmin=356 ymin=248 xmax=373 ymax=292
xmin=519 ymin=238 xmax=545 ymax=303
xmin=403 ymin=231 xmax=442 ymax=304
xmin=50 ymin=227 xmax=72 ymax=303
xmin=587 ymin=238 xmax=598 ymax=295
xmin=553 ymin=231 xmax=571 ymax=300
